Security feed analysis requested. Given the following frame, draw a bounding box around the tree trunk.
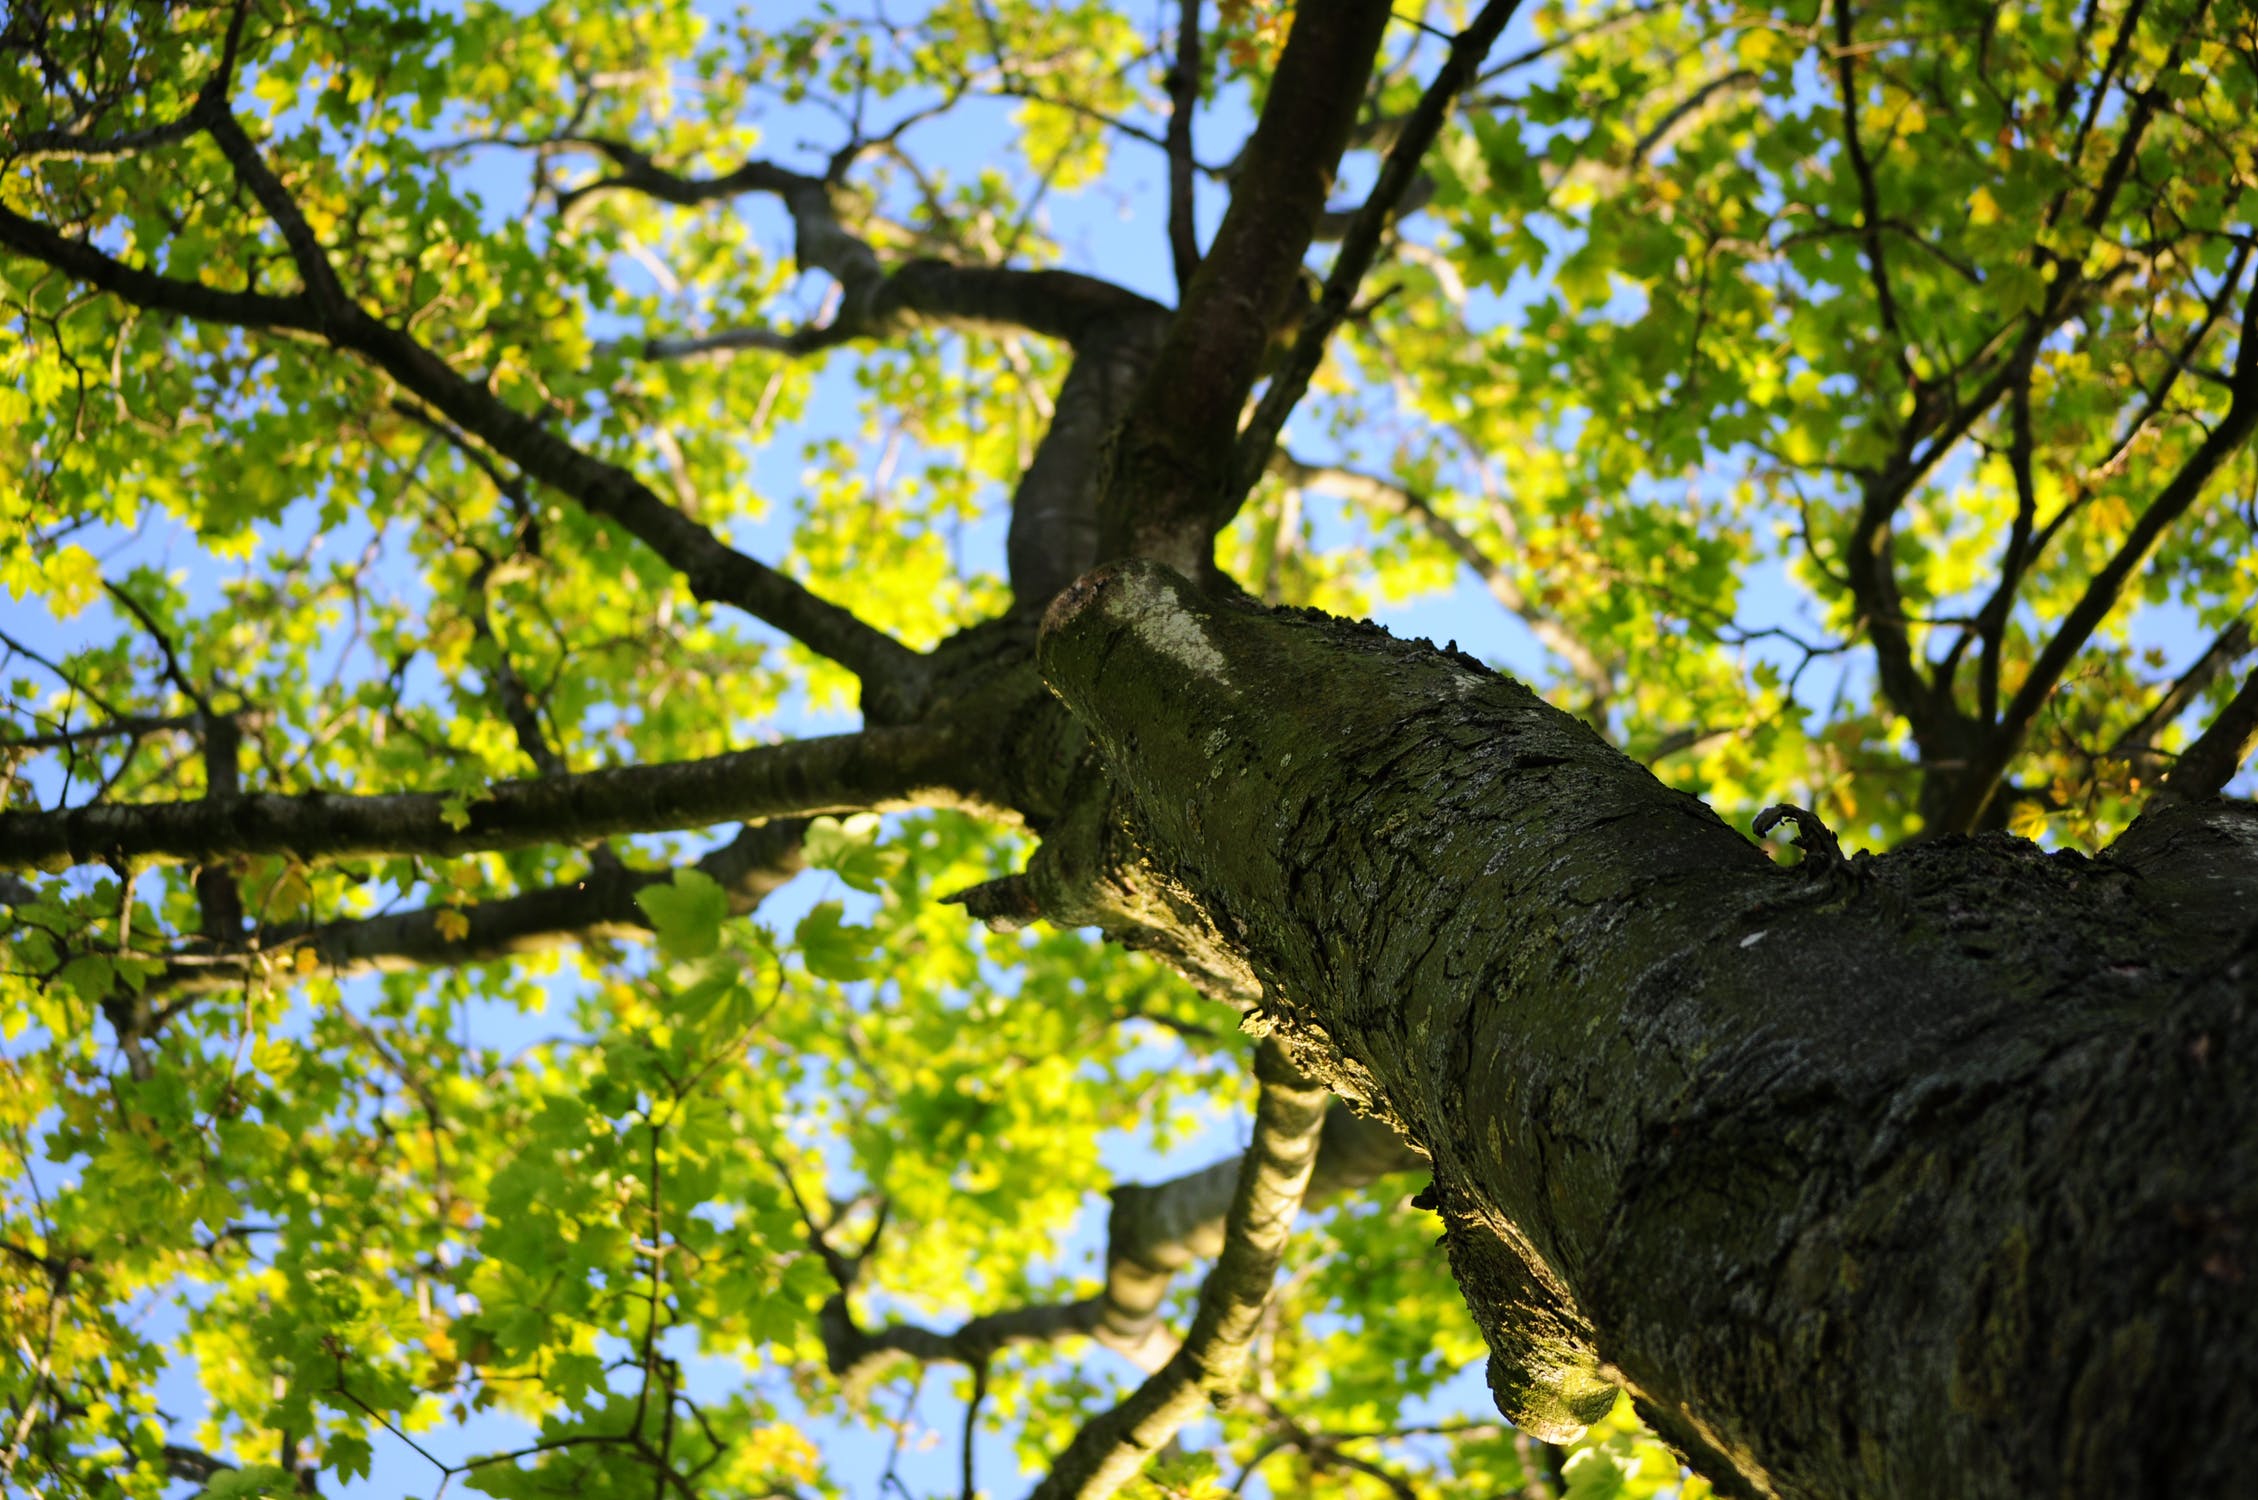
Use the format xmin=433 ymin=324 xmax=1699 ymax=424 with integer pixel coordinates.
xmin=1034 ymin=561 xmax=2258 ymax=1499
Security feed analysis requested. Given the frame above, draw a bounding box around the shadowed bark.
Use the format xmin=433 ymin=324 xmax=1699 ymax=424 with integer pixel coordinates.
xmin=1033 ymin=559 xmax=2258 ymax=1497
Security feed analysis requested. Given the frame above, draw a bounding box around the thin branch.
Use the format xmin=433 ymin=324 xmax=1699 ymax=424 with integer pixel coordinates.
xmin=144 ymin=820 xmax=806 ymax=1000
xmin=1166 ymin=0 xmax=1205 ymax=296
xmin=2115 ymin=619 xmax=2256 ymax=760
xmin=1829 ymin=0 xmax=1913 ymax=387
xmin=1273 ymin=454 xmax=1610 ymax=704
xmin=0 ymin=167 xmax=923 ymax=696
xmin=0 ymin=713 xmax=201 ymax=752
xmin=1944 ymin=276 xmax=2258 ymax=830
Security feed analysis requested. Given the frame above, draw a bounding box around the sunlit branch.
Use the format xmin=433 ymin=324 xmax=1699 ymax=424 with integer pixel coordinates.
xmin=1028 ymin=1043 xmax=1328 ymax=1500
xmin=825 ymin=1105 xmax=1419 ymax=1382
xmin=0 ymin=725 xmax=982 ymax=871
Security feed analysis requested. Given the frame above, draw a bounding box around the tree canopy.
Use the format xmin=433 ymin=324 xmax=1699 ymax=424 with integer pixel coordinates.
xmin=3 ymin=1 xmax=2254 ymax=1497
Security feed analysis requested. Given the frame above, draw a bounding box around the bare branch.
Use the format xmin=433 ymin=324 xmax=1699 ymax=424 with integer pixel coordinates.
xmin=1829 ymin=0 xmax=1913 ymax=386
xmin=2115 ymin=619 xmax=2256 ymax=761
xmin=1944 ymin=276 xmax=2258 ymax=830
xmin=0 ymin=151 xmax=923 ymax=695
xmin=1101 ymin=0 xmax=1397 ymax=575
xmin=1166 ymin=0 xmax=1205 ymax=295
xmin=147 ymin=822 xmax=805 ymax=1000
xmin=824 ymin=1105 xmax=1418 ymax=1382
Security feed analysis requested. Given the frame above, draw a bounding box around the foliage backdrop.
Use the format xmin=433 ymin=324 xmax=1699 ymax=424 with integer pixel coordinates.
xmin=3 ymin=0 xmax=2253 ymax=1495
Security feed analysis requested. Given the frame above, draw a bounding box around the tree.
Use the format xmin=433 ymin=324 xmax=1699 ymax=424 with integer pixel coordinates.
xmin=3 ymin=0 xmax=2255 ymax=1495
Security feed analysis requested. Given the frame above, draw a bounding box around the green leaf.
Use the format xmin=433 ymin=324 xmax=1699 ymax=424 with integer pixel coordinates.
xmin=203 ymin=1466 xmax=300 ymax=1499
xmin=802 ymin=813 xmax=901 ymax=893
xmin=635 ymin=868 xmax=731 ymax=959
xmin=795 ymin=900 xmax=875 ymax=981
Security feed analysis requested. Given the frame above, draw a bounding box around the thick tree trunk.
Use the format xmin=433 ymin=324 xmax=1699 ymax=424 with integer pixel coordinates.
xmin=1034 ymin=561 xmax=2258 ymax=1499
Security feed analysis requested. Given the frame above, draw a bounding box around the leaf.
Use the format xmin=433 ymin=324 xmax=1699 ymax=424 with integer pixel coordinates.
xmin=327 ymin=1431 xmax=373 ymax=1483
xmin=203 ymin=1466 xmax=300 ymax=1499
xmin=1563 ymin=1445 xmax=1633 ymax=1500
xmin=802 ymin=813 xmax=901 ymax=893
xmin=795 ymin=900 xmax=875 ymax=981
xmin=635 ymin=868 xmax=732 ymax=960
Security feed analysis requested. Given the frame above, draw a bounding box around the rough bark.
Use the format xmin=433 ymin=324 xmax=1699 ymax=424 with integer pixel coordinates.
xmin=1033 ymin=560 xmax=2258 ymax=1499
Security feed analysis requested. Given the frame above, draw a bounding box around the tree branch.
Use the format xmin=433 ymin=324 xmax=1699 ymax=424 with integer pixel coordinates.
xmin=1944 ymin=275 xmax=2258 ymax=831
xmin=557 ymin=139 xmax=1164 ymax=352
xmin=146 ymin=820 xmax=806 ymax=999
xmin=1226 ymin=0 xmax=1526 ymax=521
xmin=0 ymin=725 xmax=980 ymax=870
xmin=1273 ymin=454 xmax=1611 ymax=706
xmin=1099 ymin=0 xmax=1397 ymax=576
xmin=2162 ymin=669 xmax=2258 ymax=800
xmin=823 ymin=1105 xmax=1419 ymax=1382
xmin=2114 ymin=618 xmax=2256 ymax=763
xmin=0 ymin=149 xmax=924 ymax=698
xmin=1829 ymin=0 xmax=1913 ymax=387
xmin=1028 ymin=1042 xmax=1329 ymax=1500
xmin=1166 ymin=0 xmax=1204 ymax=296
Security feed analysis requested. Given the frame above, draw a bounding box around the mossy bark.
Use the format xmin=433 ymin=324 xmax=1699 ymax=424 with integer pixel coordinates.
xmin=1037 ymin=561 xmax=2258 ymax=1499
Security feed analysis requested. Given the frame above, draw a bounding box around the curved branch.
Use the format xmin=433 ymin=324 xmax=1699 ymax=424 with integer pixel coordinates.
xmin=824 ymin=1105 xmax=1420 ymax=1383
xmin=1028 ymin=1043 xmax=1329 ymax=1500
xmin=556 ymin=138 xmax=1165 ymax=352
xmin=0 ymin=725 xmax=981 ymax=871
xmin=0 ymin=156 xmax=922 ymax=697
xmin=1829 ymin=0 xmax=1912 ymax=385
